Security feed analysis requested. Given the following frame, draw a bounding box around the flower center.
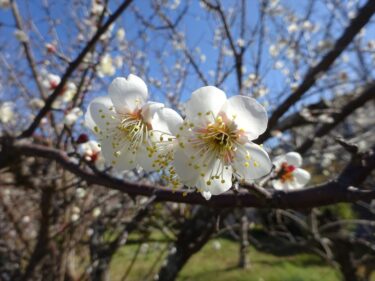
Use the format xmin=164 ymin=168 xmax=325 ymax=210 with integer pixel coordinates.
xmin=277 ymin=162 xmax=296 ymax=183
xmin=118 ymin=110 xmax=151 ymax=151
xmin=191 ymin=115 xmax=242 ymax=164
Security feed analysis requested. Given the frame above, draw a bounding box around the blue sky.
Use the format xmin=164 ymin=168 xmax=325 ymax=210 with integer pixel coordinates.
xmin=1 ymin=0 xmax=373 ymax=118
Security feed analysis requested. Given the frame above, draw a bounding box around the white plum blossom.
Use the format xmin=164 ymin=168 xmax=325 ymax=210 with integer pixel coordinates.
xmin=169 ymin=0 xmax=181 ymax=10
xmin=75 ymin=187 xmax=86 ymax=198
xmin=14 ymin=29 xmax=28 ymax=42
xmin=254 ymin=86 xmax=269 ymax=98
xmin=287 ymin=23 xmax=299 ymax=33
xmin=64 ymin=107 xmax=83 ymax=126
xmin=85 ymin=74 xmax=182 ymax=173
xmin=30 ymin=98 xmax=45 ymax=109
xmin=272 ymin=152 xmax=311 ymax=191
xmin=92 ymin=207 xmax=101 ymax=217
xmin=62 ymin=82 xmax=77 ymax=103
xmin=269 ymin=44 xmax=279 ymax=57
xmin=116 ymin=28 xmax=126 ymax=41
xmin=90 ymin=0 xmax=104 ymax=16
xmin=78 ymin=140 xmax=105 ymax=170
xmin=71 ymin=206 xmax=80 ymax=222
xmin=0 ymin=102 xmax=15 ymax=124
xmin=316 ymin=40 xmax=334 ymax=52
xmin=98 ymin=54 xmax=116 ymax=77
xmin=174 ymin=86 xmax=272 ymax=200
xmin=302 ymin=20 xmax=312 ymax=31
xmin=237 ymin=38 xmax=245 ymax=48
xmin=42 ymin=73 xmax=61 ymax=91
xmin=41 ymin=72 xmax=77 ymax=107
xmin=113 ymin=56 xmax=124 ymax=68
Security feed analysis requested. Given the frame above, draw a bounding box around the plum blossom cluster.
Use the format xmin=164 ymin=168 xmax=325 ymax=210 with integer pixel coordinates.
xmin=85 ymin=74 xmax=310 ymax=200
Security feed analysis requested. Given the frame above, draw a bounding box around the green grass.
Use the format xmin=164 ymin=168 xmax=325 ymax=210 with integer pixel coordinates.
xmin=110 ymin=238 xmax=342 ymax=281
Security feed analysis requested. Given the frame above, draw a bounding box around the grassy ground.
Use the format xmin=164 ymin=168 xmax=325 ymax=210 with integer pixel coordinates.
xmin=110 ymin=238 xmax=342 ymax=281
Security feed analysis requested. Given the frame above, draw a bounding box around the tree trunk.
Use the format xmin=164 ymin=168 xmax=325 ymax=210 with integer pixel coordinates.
xmin=156 ymin=207 xmax=222 ymax=281
xmin=332 ymin=239 xmax=365 ymax=281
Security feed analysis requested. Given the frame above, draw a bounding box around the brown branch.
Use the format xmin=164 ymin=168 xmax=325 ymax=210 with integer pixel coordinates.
xmin=2 ymin=139 xmax=374 ymax=210
xmin=19 ymin=0 xmax=134 ymax=139
xmin=257 ymin=0 xmax=375 ymax=143
xmin=273 ymin=100 xmax=331 ymax=132
xmin=203 ymin=0 xmax=244 ymax=92
xmin=297 ymin=82 xmax=375 ymax=153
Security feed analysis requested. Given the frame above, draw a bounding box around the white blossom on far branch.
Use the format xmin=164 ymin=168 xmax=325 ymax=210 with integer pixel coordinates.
xmin=0 ymin=102 xmax=15 ymax=124
xmin=173 ymin=86 xmax=272 ymax=200
xmin=272 ymin=152 xmax=311 ymax=191
xmin=78 ymin=140 xmax=105 ymax=170
xmin=64 ymin=107 xmax=83 ymax=127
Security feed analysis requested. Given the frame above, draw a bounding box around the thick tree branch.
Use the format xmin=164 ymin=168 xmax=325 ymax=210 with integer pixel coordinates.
xmin=2 ymin=139 xmax=374 ymax=210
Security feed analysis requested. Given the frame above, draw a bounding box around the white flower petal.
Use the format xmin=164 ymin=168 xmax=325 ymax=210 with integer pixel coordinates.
xmin=272 ymin=180 xmax=289 ymax=191
xmin=79 ymin=140 xmax=100 ymax=156
xmin=185 ymin=86 xmax=227 ymax=125
xmin=114 ymin=150 xmax=137 ymax=172
xmin=293 ymin=168 xmax=310 ymax=188
xmin=151 ymin=107 xmax=183 ymax=136
xmin=222 ymin=96 xmax=267 ymax=140
xmin=136 ymin=146 xmax=155 ymax=172
xmin=173 ymin=148 xmax=199 ymax=187
xmin=202 ymin=191 xmax=212 ymax=200
xmin=101 ymin=138 xmax=136 ymax=171
xmin=233 ymin=142 xmax=272 ymax=181
xmin=196 ymin=159 xmax=233 ymax=196
xmin=85 ymin=96 xmax=118 ymax=133
xmin=0 ymin=102 xmax=15 ymax=123
xmin=99 ymin=138 xmax=118 ymax=165
xmin=141 ymin=102 xmax=164 ymax=124
xmin=108 ymin=74 xmax=148 ymax=114
xmin=285 ymin=152 xmax=303 ymax=167
xmin=272 ymin=154 xmax=286 ymax=167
